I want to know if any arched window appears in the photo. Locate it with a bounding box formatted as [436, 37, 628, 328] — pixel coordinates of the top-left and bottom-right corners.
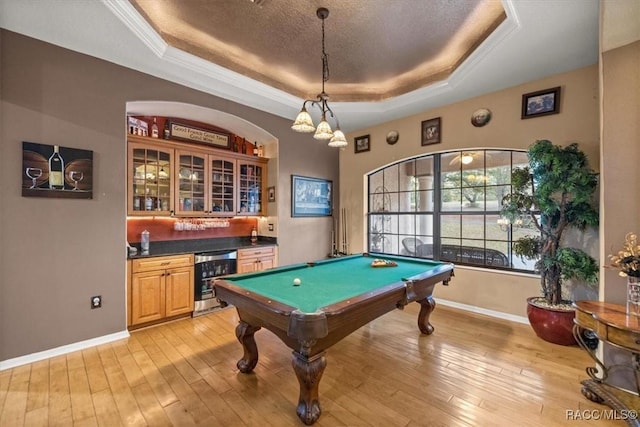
[367, 150, 538, 272]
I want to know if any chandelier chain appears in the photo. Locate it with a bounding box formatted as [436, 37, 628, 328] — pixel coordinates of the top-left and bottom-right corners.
[321, 14, 329, 87]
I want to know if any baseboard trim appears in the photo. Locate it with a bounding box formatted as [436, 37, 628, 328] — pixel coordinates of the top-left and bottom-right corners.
[0, 330, 130, 371]
[0, 301, 527, 371]
[437, 298, 530, 325]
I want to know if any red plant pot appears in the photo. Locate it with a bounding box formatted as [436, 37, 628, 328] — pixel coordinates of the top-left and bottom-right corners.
[526, 297, 577, 346]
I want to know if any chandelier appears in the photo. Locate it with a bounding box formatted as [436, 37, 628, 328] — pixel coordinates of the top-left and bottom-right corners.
[291, 7, 347, 148]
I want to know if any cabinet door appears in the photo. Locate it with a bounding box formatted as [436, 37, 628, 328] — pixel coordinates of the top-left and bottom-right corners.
[128, 142, 173, 215]
[258, 257, 275, 271]
[175, 150, 208, 216]
[238, 160, 266, 215]
[237, 258, 259, 273]
[210, 157, 236, 215]
[131, 271, 166, 325]
[165, 266, 194, 317]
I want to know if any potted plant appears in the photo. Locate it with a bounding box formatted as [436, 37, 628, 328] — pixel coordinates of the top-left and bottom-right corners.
[501, 140, 599, 345]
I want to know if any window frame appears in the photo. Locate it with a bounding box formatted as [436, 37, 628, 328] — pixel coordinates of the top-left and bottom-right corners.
[366, 149, 536, 273]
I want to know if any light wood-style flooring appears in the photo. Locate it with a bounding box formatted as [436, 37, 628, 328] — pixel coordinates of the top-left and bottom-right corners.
[0, 303, 622, 426]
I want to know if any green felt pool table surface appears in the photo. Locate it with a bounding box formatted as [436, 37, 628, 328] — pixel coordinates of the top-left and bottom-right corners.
[222, 254, 447, 313]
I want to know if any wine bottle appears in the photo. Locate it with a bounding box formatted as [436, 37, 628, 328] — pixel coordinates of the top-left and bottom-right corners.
[251, 227, 258, 244]
[48, 145, 65, 190]
[151, 117, 159, 138]
[163, 121, 170, 139]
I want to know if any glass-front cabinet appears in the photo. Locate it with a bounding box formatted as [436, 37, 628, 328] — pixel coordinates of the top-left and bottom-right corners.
[210, 158, 235, 214]
[175, 150, 207, 216]
[238, 160, 266, 216]
[128, 142, 173, 215]
[127, 135, 267, 217]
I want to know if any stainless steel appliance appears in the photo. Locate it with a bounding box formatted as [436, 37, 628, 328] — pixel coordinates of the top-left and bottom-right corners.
[194, 250, 237, 316]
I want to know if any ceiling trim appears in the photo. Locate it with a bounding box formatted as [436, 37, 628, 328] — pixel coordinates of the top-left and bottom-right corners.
[106, 0, 522, 124]
[1, 0, 599, 133]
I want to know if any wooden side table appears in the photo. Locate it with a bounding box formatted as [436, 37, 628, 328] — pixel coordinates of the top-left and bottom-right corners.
[573, 301, 640, 426]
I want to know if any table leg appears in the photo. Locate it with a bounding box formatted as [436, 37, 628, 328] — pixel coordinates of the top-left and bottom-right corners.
[235, 321, 261, 373]
[416, 296, 436, 335]
[573, 325, 608, 383]
[292, 351, 327, 425]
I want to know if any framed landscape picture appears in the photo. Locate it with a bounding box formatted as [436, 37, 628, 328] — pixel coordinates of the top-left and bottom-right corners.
[291, 175, 332, 217]
[522, 86, 561, 119]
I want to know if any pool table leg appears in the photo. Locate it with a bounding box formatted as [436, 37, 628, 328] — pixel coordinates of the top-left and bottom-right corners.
[416, 296, 436, 335]
[292, 350, 327, 425]
[235, 321, 261, 373]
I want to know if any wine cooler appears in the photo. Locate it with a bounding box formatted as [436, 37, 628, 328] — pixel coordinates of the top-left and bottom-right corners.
[193, 250, 237, 316]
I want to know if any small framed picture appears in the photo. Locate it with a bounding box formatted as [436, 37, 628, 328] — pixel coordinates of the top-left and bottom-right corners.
[421, 117, 441, 145]
[267, 186, 275, 202]
[354, 135, 370, 153]
[522, 86, 561, 119]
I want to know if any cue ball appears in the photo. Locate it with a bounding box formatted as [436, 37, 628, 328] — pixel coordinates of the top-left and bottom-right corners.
[293, 278, 301, 286]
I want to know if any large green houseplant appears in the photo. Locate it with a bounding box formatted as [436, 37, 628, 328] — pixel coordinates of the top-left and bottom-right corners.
[501, 140, 599, 343]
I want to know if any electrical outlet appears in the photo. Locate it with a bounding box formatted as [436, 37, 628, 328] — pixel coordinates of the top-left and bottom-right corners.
[268, 223, 274, 231]
[91, 295, 102, 309]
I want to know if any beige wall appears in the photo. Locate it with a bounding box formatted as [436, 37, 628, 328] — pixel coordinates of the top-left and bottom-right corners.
[341, 66, 600, 317]
[0, 30, 338, 363]
[600, 40, 640, 303]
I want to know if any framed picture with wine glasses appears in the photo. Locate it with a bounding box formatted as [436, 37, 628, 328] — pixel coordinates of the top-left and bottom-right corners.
[22, 141, 93, 199]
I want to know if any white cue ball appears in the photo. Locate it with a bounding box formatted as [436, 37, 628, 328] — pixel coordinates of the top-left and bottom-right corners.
[293, 278, 301, 286]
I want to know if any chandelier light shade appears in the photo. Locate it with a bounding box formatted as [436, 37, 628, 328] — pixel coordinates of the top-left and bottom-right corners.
[291, 107, 315, 133]
[313, 115, 333, 140]
[291, 7, 346, 148]
[328, 128, 347, 147]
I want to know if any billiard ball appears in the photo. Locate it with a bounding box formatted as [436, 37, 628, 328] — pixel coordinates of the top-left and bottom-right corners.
[293, 278, 301, 286]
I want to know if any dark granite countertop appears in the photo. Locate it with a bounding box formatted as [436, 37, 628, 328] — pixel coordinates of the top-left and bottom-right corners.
[127, 236, 277, 259]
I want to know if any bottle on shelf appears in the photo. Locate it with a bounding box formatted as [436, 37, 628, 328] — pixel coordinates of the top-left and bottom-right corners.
[48, 145, 65, 190]
[151, 117, 159, 138]
[241, 138, 247, 154]
[253, 142, 259, 156]
[257, 144, 264, 157]
[163, 120, 171, 139]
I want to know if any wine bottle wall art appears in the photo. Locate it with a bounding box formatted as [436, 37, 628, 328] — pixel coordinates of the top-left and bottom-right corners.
[22, 141, 93, 199]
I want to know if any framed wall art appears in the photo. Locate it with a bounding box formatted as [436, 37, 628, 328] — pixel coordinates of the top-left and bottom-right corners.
[291, 175, 332, 217]
[354, 135, 370, 153]
[22, 141, 93, 199]
[522, 86, 561, 119]
[421, 117, 441, 145]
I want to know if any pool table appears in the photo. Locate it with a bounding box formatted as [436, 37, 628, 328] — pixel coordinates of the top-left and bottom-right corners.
[213, 253, 454, 425]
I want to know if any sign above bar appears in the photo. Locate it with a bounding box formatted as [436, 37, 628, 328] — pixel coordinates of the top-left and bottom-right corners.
[169, 121, 230, 149]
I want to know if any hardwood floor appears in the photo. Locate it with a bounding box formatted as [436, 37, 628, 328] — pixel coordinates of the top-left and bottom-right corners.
[0, 303, 623, 426]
